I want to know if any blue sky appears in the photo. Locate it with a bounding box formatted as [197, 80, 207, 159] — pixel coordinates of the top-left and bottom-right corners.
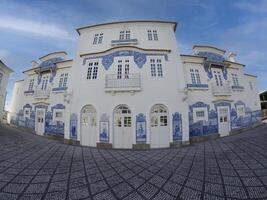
[0, 0, 266, 110]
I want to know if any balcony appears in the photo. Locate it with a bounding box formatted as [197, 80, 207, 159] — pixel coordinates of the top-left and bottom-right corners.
[34, 87, 51, 98]
[187, 84, 209, 90]
[111, 39, 138, 46]
[24, 90, 34, 95]
[52, 87, 68, 93]
[105, 73, 141, 92]
[232, 85, 244, 91]
[211, 83, 231, 96]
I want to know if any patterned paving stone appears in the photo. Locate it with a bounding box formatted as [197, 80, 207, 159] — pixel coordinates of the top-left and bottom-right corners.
[0, 124, 267, 199]
[68, 186, 90, 199]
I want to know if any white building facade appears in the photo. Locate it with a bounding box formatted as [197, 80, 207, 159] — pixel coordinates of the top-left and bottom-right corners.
[9, 21, 262, 148]
[9, 52, 72, 136]
[0, 60, 13, 123]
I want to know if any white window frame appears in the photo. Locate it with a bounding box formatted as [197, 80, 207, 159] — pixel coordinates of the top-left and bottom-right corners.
[232, 73, 239, 86]
[147, 30, 152, 40]
[24, 108, 31, 118]
[87, 62, 98, 80]
[28, 78, 35, 91]
[193, 107, 208, 123]
[190, 69, 201, 84]
[147, 30, 158, 41]
[53, 109, 64, 121]
[150, 58, 163, 78]
[98, 33, 103, 44]
[236, 105, 245, 117]
[63, 73, 68, 87]
[153, 30, 158, 40]
[41, 75, 49, 90]
[119, 30, 130, 40]
[93, 34, 99, 45]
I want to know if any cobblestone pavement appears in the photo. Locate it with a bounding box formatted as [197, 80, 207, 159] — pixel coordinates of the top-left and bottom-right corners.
[0, 124, 267, 200]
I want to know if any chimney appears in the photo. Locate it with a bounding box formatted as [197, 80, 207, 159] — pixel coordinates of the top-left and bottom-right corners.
[228, 52, 237, 62]
[31, 60, 39, 68]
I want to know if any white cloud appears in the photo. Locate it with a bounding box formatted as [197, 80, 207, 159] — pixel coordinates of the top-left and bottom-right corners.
[0, 16, 75, 41]
[235, 0, 267, 13]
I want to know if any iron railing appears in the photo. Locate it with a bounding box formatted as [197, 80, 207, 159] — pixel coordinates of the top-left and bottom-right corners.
[34, 87, 51, 98]
[211, 82, 232, 96]
[105, 73, 141, 91]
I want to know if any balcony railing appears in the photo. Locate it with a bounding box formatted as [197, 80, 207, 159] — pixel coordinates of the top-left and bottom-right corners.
[232, 85, 245, 91]
[34, 87, 51, 98]
[111, 39, 138, 46]
[211, 83, 231, 96]
[105, 73, 141, 92]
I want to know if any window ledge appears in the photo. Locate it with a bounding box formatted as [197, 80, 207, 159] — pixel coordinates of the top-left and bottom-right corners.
[52, 87, 68, 93]
[187, 84, 209, 90]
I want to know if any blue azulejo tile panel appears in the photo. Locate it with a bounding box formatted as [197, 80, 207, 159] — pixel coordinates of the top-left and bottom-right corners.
[136, 113, 146, 143]
[231, 103, 262, 130]
[70, 113, 78, 140]
[99, 113, 109, 142]
[83, 50, 168, 70]
[10, 104, 35, 129]
[189, 101, 218, 137]
[173, 112, 182, 141]
[45, 110, 64, 136]
[11, 103, 67, 136]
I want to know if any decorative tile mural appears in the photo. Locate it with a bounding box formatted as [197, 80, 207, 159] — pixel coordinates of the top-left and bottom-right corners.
[99, 113, 109, 142]
[45, 111, 64, 136]
[189, 100, 262, 137]
[83, 49, 168, 70]
[70, 113, 78, 139]
[173, 112, 182, 141]
[189, 101, 218, 137]
[136, 113, 146, 143]
[10, 103, 66, 136]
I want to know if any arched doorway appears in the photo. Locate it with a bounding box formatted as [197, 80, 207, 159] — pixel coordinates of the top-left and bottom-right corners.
[113, 105, 132, 149]
[150, 104, 169, 148]
[80, 105, 97, 147]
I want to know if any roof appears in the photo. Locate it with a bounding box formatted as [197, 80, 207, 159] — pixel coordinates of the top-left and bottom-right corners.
[39, 51, 67, 60]
[76, 20, 178, 35]
[192, 45, 226, 54]
[0, 60, 14, 72]
[244, 73, 257, 78]
[259, 90, 267, 95]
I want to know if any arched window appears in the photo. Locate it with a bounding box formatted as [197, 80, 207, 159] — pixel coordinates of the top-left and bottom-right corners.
[150, 104, 168, 127]
[81, 105, 97, 126]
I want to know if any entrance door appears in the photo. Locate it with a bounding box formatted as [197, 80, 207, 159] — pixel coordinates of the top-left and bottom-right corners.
[81, 105, 97, 147]
[35, 109, 45, 135]
[218, 107, 230, 137]
[150, 104, 169, 148]
[113, 105, 132, 149]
